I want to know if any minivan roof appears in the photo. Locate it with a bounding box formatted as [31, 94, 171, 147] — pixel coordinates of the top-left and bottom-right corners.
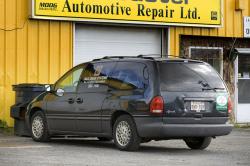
[92, 55, 204, 64]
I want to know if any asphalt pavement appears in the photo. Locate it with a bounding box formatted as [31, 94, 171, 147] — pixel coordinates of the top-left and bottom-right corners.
[0, 128, 249, 166]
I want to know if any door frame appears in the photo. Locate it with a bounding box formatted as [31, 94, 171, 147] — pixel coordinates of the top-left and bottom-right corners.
[234, 48, 250, 123]
[234, 56, 238, 123]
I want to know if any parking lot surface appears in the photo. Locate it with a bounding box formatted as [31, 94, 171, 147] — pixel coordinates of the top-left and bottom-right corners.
[0, 128, 249, 166]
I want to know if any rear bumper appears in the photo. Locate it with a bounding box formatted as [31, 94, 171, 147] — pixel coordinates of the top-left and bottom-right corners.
[134, 117, 233, 138]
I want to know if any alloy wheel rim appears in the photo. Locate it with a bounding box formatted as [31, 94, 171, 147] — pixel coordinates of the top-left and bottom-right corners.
[116, 121, 131, 147]
[32, 116, 44, 139]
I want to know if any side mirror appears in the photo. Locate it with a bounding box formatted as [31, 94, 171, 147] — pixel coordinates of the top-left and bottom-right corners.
[56, 88, 64, 97]
[45, 84, 52, 92]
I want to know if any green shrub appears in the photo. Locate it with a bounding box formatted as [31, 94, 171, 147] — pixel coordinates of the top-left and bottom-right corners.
[0, 120, 8, 128]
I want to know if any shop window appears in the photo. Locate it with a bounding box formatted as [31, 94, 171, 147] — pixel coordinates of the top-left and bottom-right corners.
[188, 47, 223, 76]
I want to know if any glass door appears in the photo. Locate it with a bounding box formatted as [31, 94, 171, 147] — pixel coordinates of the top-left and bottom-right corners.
[236, 54, 250, 123]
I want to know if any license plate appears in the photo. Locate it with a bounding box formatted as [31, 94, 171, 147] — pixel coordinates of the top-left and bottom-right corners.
[191, 101, 205, 112]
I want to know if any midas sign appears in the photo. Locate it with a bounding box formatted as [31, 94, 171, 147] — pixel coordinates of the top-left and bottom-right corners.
[31, 0, 222, 27]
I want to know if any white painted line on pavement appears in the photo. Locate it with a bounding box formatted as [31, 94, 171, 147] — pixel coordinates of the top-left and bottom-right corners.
[0, 145, 52, 149]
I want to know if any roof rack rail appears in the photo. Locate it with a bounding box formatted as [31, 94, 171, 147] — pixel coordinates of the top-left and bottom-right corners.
[167, 55, 187, 59]
[138, 54, 187, 59]
[92, 55, 188, 61]
[137, 54, 158, 60]
[93, 56, 129, 61]
[137, 54, 160, 57]
[93, 56, 141, 61]
[102, 56, 138, 59]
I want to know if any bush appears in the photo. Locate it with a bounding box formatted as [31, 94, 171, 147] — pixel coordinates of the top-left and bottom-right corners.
[0, 120, 8, 128]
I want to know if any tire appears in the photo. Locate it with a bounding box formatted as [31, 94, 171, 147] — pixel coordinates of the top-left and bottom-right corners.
[30, 111, 50, 142]
[97, 137, 112, 141]
[184, 137, 212, 150]
[113, 115, 141, 151]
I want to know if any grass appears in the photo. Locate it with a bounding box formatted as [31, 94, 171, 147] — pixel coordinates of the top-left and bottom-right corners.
[234, 123, 250, 129]
[0, 120, 14, 135]
[0, 120, 8, 128]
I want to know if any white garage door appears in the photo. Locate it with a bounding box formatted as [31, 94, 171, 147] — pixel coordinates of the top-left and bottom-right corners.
[74, 24, 164, 65]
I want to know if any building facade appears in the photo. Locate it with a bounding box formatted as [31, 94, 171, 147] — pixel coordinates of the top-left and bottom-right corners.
[0, 0, 250, 127]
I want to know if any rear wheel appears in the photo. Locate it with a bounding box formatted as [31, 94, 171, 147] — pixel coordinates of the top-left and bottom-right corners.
[113, 115, 141, 151]
[30, 111, 50, 142]
[184, 137, 212, 150]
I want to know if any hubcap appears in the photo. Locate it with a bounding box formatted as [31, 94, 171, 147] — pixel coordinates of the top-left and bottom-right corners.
[116, 121, 131, 147]
[32, 116, 44, 139]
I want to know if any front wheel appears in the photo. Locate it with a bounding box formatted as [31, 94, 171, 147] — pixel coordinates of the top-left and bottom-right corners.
[184, 137, 212, 150]
[30, 111, 50, 142]
[113, 115, 141, 151]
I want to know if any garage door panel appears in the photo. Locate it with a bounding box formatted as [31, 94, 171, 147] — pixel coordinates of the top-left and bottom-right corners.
[75, 25, 161, 41]
[75, 24, 162, 65]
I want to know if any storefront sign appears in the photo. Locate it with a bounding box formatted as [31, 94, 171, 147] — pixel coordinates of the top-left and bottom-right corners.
[31, 0, 222, 27]
[244, 17, 250, 38]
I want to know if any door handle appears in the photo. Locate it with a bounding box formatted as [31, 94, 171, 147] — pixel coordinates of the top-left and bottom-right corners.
[68, 98, 75, 104]
[76, 98, 83, 104]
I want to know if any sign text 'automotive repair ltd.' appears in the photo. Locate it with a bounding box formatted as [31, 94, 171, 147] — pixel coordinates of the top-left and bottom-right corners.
[31, 0, 222, 27]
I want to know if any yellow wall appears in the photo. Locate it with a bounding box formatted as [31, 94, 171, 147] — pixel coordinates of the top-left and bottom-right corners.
[169, 0, 250, 55]
[0, 0, 73, 127]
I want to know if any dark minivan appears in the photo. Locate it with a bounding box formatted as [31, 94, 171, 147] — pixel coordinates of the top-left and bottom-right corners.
[26, 56, 233, 151]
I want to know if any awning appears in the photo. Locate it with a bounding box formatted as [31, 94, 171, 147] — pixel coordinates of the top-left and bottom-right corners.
[229, 48, 250, 61]
[235, 48, 250, 55]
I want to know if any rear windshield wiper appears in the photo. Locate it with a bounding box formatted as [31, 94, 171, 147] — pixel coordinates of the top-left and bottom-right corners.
[202, 87, 225, 91]
[198, 80, 210, 88]
[202, 87, 215, 91]
[198, 80, 225, 92]
[212, 87, 225, 91]
[202, 88, 225, 92]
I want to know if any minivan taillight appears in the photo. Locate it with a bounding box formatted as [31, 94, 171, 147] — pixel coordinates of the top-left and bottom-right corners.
[228, 97, 232, 114]
[150, 96, 164, 114]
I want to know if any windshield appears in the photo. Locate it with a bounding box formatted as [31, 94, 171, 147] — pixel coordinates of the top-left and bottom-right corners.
[159, 62, 226, 92]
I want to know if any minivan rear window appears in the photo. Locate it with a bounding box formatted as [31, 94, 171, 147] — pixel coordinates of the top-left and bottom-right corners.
[159, 62, 226, 92]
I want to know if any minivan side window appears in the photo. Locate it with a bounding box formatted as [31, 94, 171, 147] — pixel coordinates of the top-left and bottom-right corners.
[109, 62, 148, 90]
[78, 62, 116, 92]
[54, 66, 84, 93]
